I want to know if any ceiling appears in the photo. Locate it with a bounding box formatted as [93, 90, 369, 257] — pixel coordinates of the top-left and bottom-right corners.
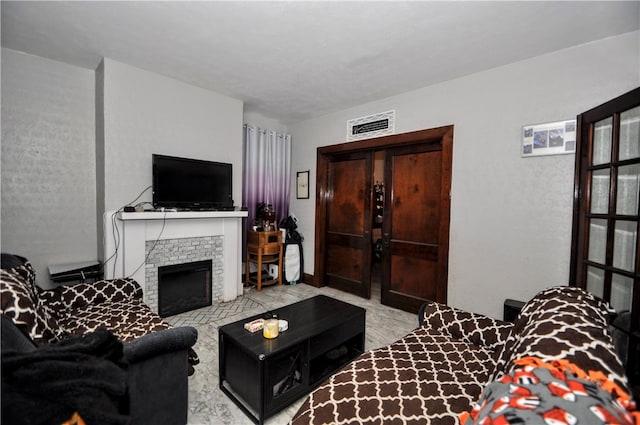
[2, 1, 639, 124]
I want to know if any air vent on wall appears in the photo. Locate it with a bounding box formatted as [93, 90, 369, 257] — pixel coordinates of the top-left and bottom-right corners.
[347, 110, 395, 141]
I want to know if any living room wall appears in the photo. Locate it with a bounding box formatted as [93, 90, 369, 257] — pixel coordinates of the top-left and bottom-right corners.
[1, 52, 245, 287]
[288, 31, 640, 319]
[99, 59, 244, 214]
[1, 48, 97, 285]
[97, 59, 244, 269]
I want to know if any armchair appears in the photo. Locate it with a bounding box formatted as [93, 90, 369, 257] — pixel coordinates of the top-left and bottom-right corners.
[1, 254, 198, 425]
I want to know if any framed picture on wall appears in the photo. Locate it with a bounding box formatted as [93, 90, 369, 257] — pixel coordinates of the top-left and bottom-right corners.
[296, 171, 309, 199]
[521, 119, 577, 157]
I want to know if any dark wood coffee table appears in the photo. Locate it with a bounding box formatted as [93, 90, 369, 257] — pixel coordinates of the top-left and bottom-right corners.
[219, 295, 366, 424]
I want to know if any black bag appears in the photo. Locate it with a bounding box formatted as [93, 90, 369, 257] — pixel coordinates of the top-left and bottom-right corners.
[286, 230, 303, 244]
[279, 216, 303, 244]
[279, 216, 297, 230]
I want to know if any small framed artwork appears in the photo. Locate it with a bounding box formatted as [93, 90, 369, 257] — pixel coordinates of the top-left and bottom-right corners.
[296, 171, 309, 199]
[522, 119, 577, 157]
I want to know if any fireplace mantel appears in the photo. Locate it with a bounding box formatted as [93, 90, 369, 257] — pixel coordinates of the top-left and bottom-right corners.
[118, 211, 247, 221]
[105, 210, 247, 304]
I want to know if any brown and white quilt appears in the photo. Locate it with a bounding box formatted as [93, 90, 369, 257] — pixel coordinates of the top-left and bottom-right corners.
[1, 257, 171, 344]
[291, 301, 513, 425]
[290, 286, 629, 425]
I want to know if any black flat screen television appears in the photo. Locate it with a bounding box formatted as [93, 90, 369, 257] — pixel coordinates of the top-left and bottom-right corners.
[152, 154, 233, 210]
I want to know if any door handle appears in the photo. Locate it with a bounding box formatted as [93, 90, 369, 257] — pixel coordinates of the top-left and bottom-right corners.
[382, 233, 390, 247]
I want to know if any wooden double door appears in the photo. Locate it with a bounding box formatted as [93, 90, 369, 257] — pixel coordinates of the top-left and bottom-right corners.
[314, 126, 453, 313]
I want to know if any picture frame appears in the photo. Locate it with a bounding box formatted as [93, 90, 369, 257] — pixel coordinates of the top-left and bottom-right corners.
[521, 119, 577, 157]
[296, 171, 309, 199]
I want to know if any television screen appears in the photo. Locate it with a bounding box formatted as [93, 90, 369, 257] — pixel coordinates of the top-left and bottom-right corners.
[152, 154, 233, 210]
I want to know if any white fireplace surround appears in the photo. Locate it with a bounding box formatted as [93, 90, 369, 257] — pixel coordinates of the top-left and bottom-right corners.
[103, 210, 247, 304]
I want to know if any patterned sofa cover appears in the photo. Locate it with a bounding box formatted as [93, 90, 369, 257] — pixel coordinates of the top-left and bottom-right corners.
[290, 286, 631, 425]
[1, 254, 198, 425]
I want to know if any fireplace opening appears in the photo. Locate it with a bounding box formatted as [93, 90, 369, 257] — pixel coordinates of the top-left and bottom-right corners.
[158, 260, 212, 317]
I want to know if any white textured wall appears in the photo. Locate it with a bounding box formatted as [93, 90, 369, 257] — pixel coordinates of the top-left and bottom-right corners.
[243, 110, 288, 133]
[98, 59, 244, 272]
[1, 48, 96, 287]
[100, 59, 244, 212]
[288, 31, 640, 319]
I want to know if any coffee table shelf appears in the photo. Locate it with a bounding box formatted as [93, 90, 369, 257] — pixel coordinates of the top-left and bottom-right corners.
[218, 295, 366, 424]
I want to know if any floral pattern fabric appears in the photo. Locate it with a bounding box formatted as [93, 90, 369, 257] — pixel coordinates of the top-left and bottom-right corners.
[461, 357, 639, 425]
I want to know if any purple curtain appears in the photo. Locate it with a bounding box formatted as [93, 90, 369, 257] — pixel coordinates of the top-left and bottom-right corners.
[242, 124, 292, 242]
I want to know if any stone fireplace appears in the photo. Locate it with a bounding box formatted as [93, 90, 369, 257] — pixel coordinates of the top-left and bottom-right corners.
[105, 210, 247, 311]
[145, 236, 222, 315]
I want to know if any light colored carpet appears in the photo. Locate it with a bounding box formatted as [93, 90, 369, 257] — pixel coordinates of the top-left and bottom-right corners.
[167, 280, 419, 425]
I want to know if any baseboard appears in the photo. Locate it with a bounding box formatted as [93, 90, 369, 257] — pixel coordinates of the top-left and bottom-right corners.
[302, 273, 320, 287]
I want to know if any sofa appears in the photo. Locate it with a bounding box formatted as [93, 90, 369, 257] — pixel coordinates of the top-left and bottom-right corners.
[0, 254, 198, 425]
[291, 286, 636, 424]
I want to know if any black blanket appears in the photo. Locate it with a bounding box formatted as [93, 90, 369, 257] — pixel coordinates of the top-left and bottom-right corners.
[2, 329, 130, 425]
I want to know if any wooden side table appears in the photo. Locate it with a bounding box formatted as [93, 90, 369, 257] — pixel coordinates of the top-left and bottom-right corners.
[246, 230, 283, 291]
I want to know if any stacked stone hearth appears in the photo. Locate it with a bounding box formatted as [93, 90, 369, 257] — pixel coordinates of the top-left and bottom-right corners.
[144, 236, 224, 314]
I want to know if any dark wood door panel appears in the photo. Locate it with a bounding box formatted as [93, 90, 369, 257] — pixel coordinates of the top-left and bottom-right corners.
[390, 150, 442, 243]
[389, 255, 437, 298]
[388, 240, 439, 261]
[326, 232, 367, 249]
[326, 243, 364, 281]
[382, 242, 440, 312]
[324, 152, 372, 298]
[327, 159, 367, 235]
[382, 136, 451, 313]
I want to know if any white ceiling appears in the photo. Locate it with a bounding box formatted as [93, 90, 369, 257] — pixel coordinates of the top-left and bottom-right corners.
[2, 1, 639, 124]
